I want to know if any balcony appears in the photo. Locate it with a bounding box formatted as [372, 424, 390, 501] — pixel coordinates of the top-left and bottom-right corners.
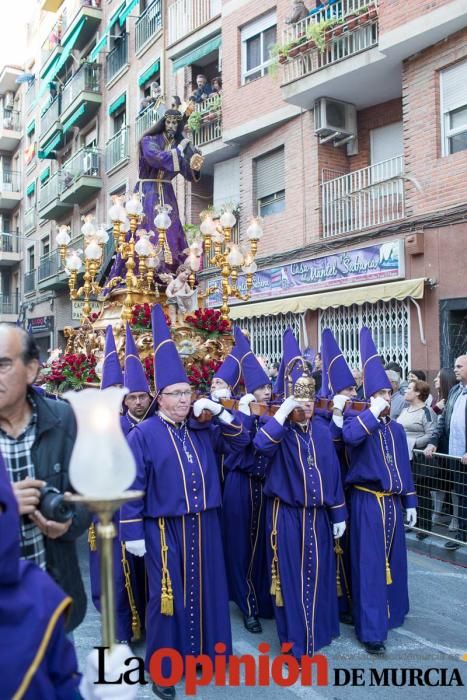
[40, 96, 62, 145]
[0, 111, 22, 150]
[38, 249, 67, 290]
[38, 171, 72, 220]
[61, 147, 102, 204]
[40, 16, 63, 72]
[321, 155, 405, 238]
[25, 81, 37, 114]
[61, 0, 102, 51]
[0, 292, 19, 321]
[24, 270, 36, 296]
[135, 104, 163, 141]
[190, 95, 221, 149]
[24, 207, 37, 235]
[280, 1, 385, 110]
[61, 63, 102, 129]
[105, 127, 129, 173]
[136, 0, 162, 54]
[168, 0, 221, 46]
[0, 232, 21, 266]
[106, 33, 129, 84]
[0, 171, 22, 210]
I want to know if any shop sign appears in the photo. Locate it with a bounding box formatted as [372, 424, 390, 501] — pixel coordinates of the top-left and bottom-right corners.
[71, 300, 102, 321]
[207, 240, 405, 306]
[28, 316, 54, 334]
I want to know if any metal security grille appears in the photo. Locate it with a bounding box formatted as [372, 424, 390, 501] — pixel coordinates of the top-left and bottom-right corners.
[237, 313, 303, 365]
[318, 299, 410, 375]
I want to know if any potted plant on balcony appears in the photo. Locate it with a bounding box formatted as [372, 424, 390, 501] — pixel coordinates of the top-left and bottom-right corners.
[331, 18, 345, 37]
[187, 111, 202, 132]
[356, 6, 370, 25]
[306, 18, 337, 53]
[344, 12, 359, 31]
[368, 3, 378, 19]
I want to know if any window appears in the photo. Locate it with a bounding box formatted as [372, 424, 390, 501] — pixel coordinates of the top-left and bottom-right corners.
[241, 11, 276, 84]
[28, 247, 35, 271]
[255, 147, 285, 217]
[237, 313, 303, 365]
[440, 60, 467, 156]
[41, 237, 50, 258]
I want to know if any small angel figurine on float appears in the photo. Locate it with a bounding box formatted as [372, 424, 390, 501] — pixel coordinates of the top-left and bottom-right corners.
[161, 264, 198, 324]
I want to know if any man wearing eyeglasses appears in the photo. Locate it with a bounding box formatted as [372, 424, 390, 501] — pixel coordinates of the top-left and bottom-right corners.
[0, 324, 90, 633]
[120, 305, 250, 700]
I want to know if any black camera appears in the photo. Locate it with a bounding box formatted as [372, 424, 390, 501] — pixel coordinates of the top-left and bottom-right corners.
[39, 486, 75, 523]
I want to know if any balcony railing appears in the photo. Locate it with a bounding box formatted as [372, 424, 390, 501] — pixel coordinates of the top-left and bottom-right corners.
[25, 81, 36, 113]
[136, 0, 162, 53]
[24, 207, 37, 235]
[321, 155, 405, 238]
[105, 127, 129, 172]
[40, 96, 61, 137]
[168, 0, 221, 45]
[0, 232, 19, 253]
[41, 17, 62, 67]
[39, 171, 63, 209]
[283, 0, 373, 43]
[24, 270, 36, 294]
[38, 249, 61, 282]
[106, 33, 129, 83]
[282, 8, 378, 84]
[1, 110, 20, 131]
[191, 95, 222, 148]
[135, 104, 163, 141]
[61, 0, 102, 36]
[62, 147, 100, 188]
[0, 170, 20, 191]
[61, 63, 101, 113]
[0, 293, 19, 315]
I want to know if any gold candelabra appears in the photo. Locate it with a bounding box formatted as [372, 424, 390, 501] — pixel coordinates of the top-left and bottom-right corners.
[199, 211, 263, 319]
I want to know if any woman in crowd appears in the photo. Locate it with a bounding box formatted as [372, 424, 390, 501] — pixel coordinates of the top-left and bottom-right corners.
[397, 380, 436, 539]
[431, 367, 458, 530]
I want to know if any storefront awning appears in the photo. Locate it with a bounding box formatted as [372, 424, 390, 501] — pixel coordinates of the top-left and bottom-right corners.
[172, 35, 221, 73]
[229, 278, 426, 320]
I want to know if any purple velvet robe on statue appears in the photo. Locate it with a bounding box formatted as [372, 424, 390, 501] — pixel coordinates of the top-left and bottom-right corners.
[342, 409, 417, 643]
[120, 413, 249, 674]
[254, 416, 347, 659]
[106, 134, 200, 284]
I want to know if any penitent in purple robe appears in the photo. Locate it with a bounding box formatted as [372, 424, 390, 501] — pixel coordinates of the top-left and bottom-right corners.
[106, 134, 200, 284]
[254, 416, 347, 659]
[222, 413, 274, 620]
[342, 409, 417, 644]
[120, 413, 249, 674]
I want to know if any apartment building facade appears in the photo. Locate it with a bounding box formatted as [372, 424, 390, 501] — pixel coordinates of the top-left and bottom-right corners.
[14, 0, 467, 373]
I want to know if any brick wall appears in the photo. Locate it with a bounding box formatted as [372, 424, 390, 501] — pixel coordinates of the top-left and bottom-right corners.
[402, 27, 467, 217]
[379, 0, 455, 34]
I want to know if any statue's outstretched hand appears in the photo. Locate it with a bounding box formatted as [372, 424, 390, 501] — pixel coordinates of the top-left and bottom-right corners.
[190, 154, 204, 171]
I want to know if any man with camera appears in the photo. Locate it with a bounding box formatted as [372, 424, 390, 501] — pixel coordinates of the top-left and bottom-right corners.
[0, 324, 89, 632]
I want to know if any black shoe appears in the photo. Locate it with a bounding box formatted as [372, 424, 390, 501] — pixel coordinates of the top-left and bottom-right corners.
[416, 532, 430, 540]
[243, 615, 262, 633]
[444, 538, 462, 550]
[152, 684, 176, 700]
[339, 611, 354, 625]
[364, 641, 386, 655]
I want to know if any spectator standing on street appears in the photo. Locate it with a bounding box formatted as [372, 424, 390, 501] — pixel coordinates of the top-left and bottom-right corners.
[0, 325, 89, 632]
[387, 369, 406, 421]
[425, 355, 467, 550]
[433, 368, 457, 416]
[397, 380, 436, 539]
[430, 368, 458, 523]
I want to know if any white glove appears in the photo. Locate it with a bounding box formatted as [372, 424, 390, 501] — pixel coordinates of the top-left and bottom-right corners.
[211, 387, 231, 401]
[332, 414, 343, 428]
[178, 138, 190, 155]
[274, 396, 303, 425]
[79, 644, 138, 699]
[406, 508, 417, 527]
[333, 521, 346, 539]
[124, 540, 146, 557]
[332, 394, 349, 412]
[238, 393, 256, 416]
[193, 398, 233, 424]
[369, 395, 390, 418]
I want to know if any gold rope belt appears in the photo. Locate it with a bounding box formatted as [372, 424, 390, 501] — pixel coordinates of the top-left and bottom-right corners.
[354, 485, 393, 585]
[158, 517, 174, 616]
[269, 497, 284, 607]
[121, 544, 142, 639]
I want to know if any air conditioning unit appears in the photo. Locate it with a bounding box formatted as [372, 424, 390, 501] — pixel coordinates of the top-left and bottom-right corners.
[314, 98, 358, 152]
[3, 92, 15, 110]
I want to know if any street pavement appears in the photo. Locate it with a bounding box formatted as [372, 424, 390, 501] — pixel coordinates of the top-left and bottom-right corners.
[74, 536, 467, 699]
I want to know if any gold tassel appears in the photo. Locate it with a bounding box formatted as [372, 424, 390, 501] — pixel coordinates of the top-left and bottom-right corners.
[163, 240, 173, 265]
[334, 540, 343, 597]
[88, 523, 97, 552]
[121, 544, 142, 640]
[275, 577, 284, 607]
[386, 559, 392, 585]
[159, 518, 174, 616]
[269, 498, 283, 606]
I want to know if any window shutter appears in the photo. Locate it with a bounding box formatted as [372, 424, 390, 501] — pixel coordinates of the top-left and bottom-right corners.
[214, 157, 240, 210]
[241, 10, 276, 42]
[255, 148, 285, 200]
[441, 60, 467, 113]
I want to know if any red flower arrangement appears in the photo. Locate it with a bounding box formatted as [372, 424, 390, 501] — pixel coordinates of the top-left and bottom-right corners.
[142, 354, 155, 392]
[187, 358, 222, 394]
[87, 312, 100, 323]
[130, 303, 171, 331]
[44, 353, 99, 393]
[184, 308, 231, 336]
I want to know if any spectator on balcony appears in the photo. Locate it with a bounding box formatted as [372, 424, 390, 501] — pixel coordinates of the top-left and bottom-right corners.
[190, 74, 213, 104]
[425, 355, 467, 551]
[211, 76, 222, 95]
[285, 0, 309, 24]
